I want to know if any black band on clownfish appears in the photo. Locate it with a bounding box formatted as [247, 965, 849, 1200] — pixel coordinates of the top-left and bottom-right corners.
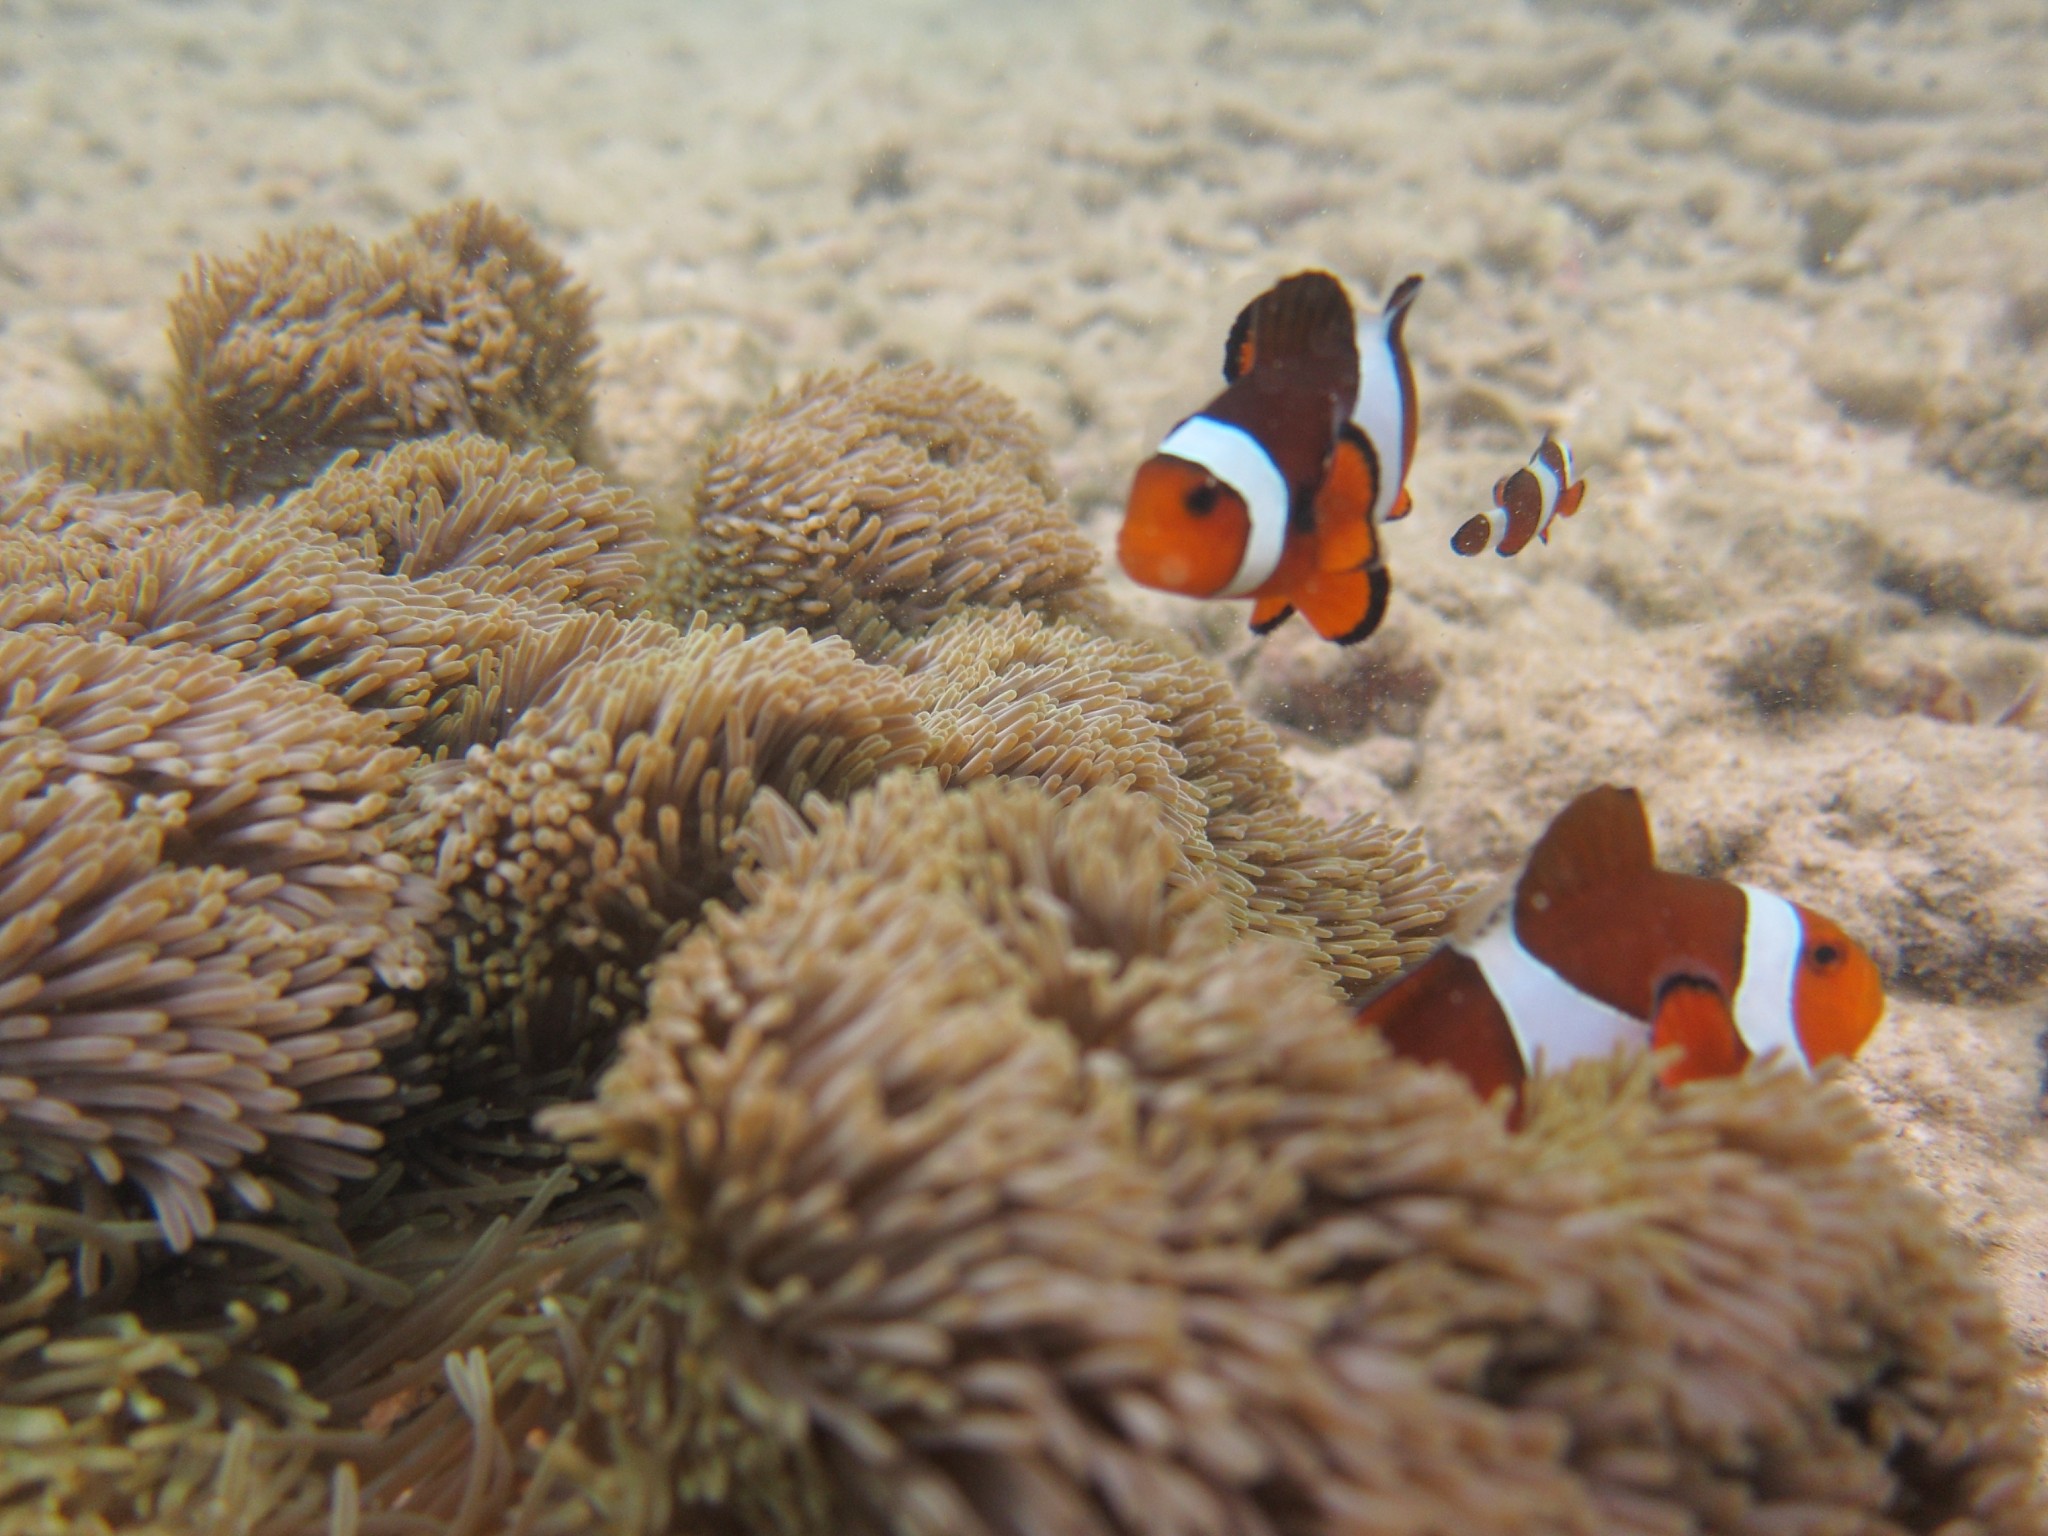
[1355, 785, 1885, 1119]
[1118, 269, 1423, 646]
[1452, 434, 1586, 557]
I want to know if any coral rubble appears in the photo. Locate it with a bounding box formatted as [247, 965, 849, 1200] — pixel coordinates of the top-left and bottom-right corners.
[0, 203, 2038, 1535]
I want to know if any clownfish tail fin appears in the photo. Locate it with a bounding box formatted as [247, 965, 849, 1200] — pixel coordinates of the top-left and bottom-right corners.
[1249, 596, 1295, 635]
[1224, 270, 1358, 383]
[1342, 566, 1394, 645]
[1293, 563, 1391, 646]
[1380, 273, 1425, 341]
[1451, 514, 1493, 557]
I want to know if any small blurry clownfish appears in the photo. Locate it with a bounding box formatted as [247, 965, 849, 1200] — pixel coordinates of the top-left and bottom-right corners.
[1356, 785, 1884, 1110]
[1451, 435, 1586, 558]
[1118, 269, 1423, 645]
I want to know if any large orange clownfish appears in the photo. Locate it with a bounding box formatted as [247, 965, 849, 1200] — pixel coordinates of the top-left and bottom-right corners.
[1357, 785, 1884, 1109]
[1118, 269, 1422, 645]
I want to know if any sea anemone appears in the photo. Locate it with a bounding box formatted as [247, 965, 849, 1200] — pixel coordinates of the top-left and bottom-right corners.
[533, 777, 1588, 1535]
[17, 200, 601, 504]
[897, 607, 1208, 845]
[16, 397, 179, 495]
[0, 630, 441, 1248]
[0, 446, 642, 738]
[659, 362, 1104, 652]
[0, 203, 2037, 1536]
[393, 620, 927, 1111]
[278, 432, 655, 614]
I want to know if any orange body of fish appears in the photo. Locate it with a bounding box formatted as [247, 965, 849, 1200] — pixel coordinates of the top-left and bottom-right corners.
[1356, 786, 1885, 1112]
[1117, 269, 1422, 646]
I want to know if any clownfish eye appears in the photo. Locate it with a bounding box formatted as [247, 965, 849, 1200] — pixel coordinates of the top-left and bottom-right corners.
[1183, 482, 1219, 516]
[1811, 943, 1843, 969]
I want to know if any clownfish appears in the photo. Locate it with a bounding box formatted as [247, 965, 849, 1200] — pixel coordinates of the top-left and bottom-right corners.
[1118, 269, 1423, 645]
[1451, 435, 1586, 557]
[1357, 785, 1884, 1108]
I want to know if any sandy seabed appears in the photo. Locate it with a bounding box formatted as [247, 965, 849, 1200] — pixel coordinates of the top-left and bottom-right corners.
[2, 0, 2046, 1430]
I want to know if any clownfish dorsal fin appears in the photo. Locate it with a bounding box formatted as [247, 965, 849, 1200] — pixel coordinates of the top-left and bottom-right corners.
[1517, 785, 1657, 917]
[1380, 273, 1424, 335]
[1223, 270, 1357, 383]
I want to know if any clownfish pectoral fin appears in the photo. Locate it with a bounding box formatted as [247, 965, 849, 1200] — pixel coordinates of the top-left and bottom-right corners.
[1518, 786, 1657, 914]
[1388, 486, 1413, 522]
[1222, 270, 1358, 384]
[1650, 979, 1748, 1087]
[1552, 478, 1587, 521]
[1313, 425, 1381, 573]
[1293, 562, 1390, 645]
[1249, 594, 1295, 635]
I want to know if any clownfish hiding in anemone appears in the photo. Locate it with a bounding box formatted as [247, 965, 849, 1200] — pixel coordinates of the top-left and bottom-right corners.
[1117, 269, 1422, 645]
[1356, 785, 1884, 1111]
[1452, 434, 1586, 557]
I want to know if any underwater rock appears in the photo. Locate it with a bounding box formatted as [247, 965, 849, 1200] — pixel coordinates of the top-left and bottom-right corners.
[1804, 297, 1942, 427]
[1926, 369, 2048, 501]
[1241, 614, 1443, 744]
[1715, 601, 1862, 718]
[658, 361, 1104, 654]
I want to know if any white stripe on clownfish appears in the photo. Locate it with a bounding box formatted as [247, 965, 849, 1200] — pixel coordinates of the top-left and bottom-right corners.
[1732, 886, 1807, 1067]
[1452, 434, 1586, 558]
[1452, 893, 1642, 1077]
[1351, 276, 1424, 528]
[1154, 415, 1291, 598]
